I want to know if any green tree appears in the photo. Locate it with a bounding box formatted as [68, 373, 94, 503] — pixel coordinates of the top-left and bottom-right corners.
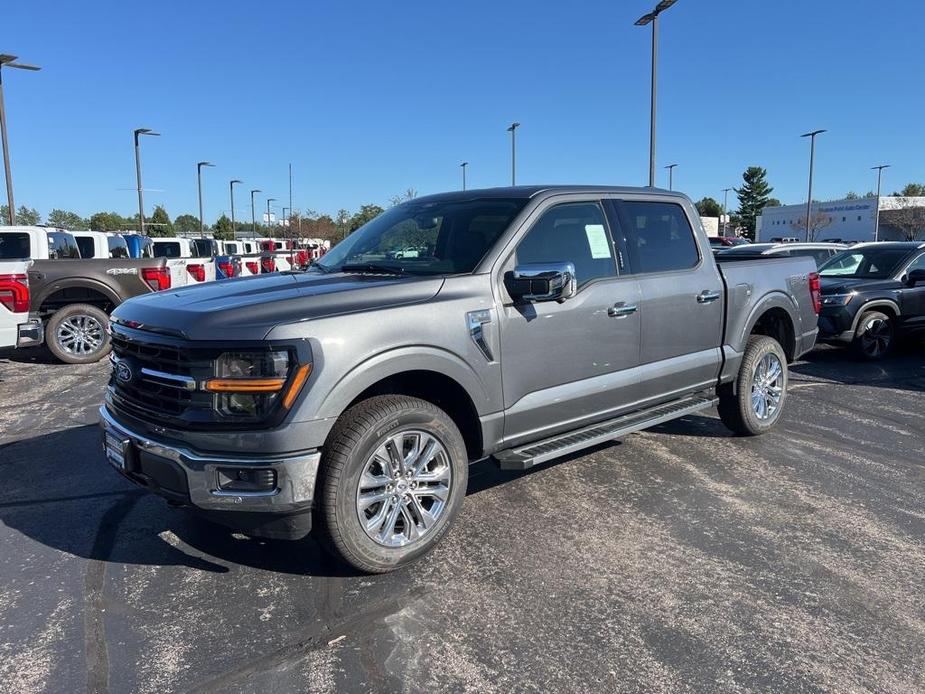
[734, 166, 774, 238]
[893, 183, 925, 197]
[16, 206, 41, 225]
[845, 191, 860, 200]
[349, 204, 385, 232]
[335, 209, 350, 241]
[174, 214, 200, 234]
[88, 211, 127, 231]
[765, 198, 782, 207]
[863, 191, 877, 198]
[694, 197, 722, 218]
[47, 209, 89, 229]
[148, 205, 174, 237]
[213, 214, 234, 240]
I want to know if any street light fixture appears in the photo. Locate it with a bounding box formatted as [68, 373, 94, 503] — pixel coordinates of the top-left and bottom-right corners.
[506, 122, 520, 186]
[871, 164, 890, 242]
[229, 179, 242, 239]
[664, 163, 678, 190]
[635, 0, 678, 187]
[133, 128, 160, 235]
[800, 129, 826, 242]
[0, 54, 41, 226]
[197, 161, 215, 237]
[460, 161, 468, 191]
[722, 187, 733, 235]
[250, 189, 261, 238]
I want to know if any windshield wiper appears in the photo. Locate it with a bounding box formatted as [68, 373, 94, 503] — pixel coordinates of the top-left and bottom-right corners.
[339, 262, 406, 275]
[307, 259, 332, 273]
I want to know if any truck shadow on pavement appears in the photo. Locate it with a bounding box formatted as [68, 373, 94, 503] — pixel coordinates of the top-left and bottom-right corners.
[0, 345, 62, 366]
[790, 342, 925, 391]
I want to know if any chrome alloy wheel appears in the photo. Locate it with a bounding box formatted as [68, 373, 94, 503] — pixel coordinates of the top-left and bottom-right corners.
[56, 315, 104, 355]
[750, 352, 783, 420]
[859, 317, 891, 358]
[356, 430, 452, 548]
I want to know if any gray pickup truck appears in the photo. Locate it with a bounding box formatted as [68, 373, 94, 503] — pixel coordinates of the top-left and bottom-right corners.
[99, 186, 820, 572]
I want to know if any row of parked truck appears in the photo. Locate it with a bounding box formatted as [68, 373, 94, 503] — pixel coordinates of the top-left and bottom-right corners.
[0, 226, 329, 363]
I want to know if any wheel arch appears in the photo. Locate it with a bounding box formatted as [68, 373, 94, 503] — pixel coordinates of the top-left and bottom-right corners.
[37, 280, 120, 315]
[849, 300, 900, 333]
[741, 292, 799, 361]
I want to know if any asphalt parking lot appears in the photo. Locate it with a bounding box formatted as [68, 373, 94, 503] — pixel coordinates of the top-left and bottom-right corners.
[1, 343, 923, 693]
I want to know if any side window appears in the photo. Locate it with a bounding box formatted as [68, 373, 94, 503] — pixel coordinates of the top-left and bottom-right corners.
[47, 232, 81, 259]
[75, 236, 95, 258]
[515, 202, 616, 287]
[108, 236, 129, 258]
[907, 253, 925, 273]
[620, 201, 700, 274]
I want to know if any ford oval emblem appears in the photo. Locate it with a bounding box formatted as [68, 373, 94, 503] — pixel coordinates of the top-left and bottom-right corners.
[115, 360, 134, 385]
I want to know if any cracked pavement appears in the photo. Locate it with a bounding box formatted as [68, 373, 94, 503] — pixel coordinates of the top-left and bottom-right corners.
[0, 343, 923, 693]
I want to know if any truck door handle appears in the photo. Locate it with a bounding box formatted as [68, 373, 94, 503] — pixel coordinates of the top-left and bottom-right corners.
[696, 290, 721, 304]
[607, 303, 638, 318]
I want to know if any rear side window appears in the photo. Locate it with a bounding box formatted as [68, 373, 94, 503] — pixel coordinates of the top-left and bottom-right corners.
[515, 202, 616, 287]
[225, 242, 239, 254]
[75, 236, 96, 258]
[620, 201, 700, 274]
[152, 242, 181, 258]
[48, 232, 81, 259]
[107, 235, 129, 258]
[0, 232, 31, 259]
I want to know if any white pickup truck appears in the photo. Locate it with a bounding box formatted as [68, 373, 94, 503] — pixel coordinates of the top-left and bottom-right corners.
[71, 230, 131, 259]
[151, 238, 216, 286]
[0, 258, 42, 349]
[220, 240, 262, 276]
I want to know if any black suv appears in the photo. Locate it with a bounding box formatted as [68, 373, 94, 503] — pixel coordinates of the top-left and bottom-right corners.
[817, 242, 925, 359]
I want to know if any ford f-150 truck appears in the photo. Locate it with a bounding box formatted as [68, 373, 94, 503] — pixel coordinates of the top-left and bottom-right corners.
[152, 238, 217, 287]
[0, 226, 169, 363]
[100, 186, 820, 572]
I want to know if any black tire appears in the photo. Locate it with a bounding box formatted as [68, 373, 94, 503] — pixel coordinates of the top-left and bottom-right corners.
[45, 303, 111, 364]
[718, 335, 788, 436]
[315, 395, 468, 573]
[851, 310, 894, 361]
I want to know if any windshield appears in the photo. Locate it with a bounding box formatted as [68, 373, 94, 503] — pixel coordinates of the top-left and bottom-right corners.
[818, 247, 910, 279]
[316, 197, 528, 275]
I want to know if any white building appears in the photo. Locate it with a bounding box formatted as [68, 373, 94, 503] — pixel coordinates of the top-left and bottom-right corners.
[756, 196, 925, 243]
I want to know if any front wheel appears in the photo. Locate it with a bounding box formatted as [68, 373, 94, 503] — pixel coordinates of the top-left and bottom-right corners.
[45, 303, 111, 364]
[315, 395, 468, 573]
[718, 335, 788, 436]
[851, 310, 894, 361]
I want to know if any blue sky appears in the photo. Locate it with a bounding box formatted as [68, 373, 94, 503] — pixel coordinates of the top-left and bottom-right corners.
[1, 0, 922, 223]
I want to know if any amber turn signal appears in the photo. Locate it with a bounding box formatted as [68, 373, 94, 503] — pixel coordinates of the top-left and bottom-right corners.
[203, 378, 286, 393]
[282, 364, 312, 409]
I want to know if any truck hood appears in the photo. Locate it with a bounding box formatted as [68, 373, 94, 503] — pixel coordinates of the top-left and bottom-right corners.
[818, 276, 900, 294]
[111, 271, 444, 341]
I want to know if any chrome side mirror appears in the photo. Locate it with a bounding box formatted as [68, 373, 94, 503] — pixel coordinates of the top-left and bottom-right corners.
[505, 262, 577, 303]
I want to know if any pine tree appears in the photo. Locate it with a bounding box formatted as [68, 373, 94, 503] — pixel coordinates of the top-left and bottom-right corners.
[735, 166, 773, 238]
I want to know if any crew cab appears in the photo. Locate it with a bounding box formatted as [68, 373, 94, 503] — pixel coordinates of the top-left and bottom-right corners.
[100, 186, 819, 573]
[816, 241, 925, 359]
[151, 237, 217, 286]
[0, 226, 169, 362]
[71, 230, 131, 259]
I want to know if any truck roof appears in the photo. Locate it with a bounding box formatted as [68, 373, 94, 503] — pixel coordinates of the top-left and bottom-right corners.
[411, 185, 686, 203]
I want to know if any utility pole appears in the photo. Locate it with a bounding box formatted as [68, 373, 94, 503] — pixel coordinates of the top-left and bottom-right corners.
[722, 187, 733, 235]
[230, 179, 242, 239]
[507, 122, 520, 186]
[800, 129, 826, 242]
[0, 54, 41, 225]
[250, 189, 261, 238]
[460, 161, 468, 191]
[197, 161, 215, 237]
[133, 129, 159, 234]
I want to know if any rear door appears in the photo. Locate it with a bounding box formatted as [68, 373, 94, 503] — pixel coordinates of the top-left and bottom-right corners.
[609, 198, 723, 407]
[498, 199, 642, 446]
[898, 251, 925, 333]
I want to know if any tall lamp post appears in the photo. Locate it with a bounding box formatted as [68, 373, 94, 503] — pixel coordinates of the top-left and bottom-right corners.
[282, 207, 289, 235]
[872, 164, 890, 242]
[134, 128, 160, 235]
[722, 187, 733, 235]
[0, 54, 41, 226]
[197, 161, 215, 237]
[800, 129, 826, 242]
[229, 179, 242, 239]
[250, 189, 261, 238]
[664, 163, 678, 190]
[266, 198, 276, 234]
[460, 161, 468, 191]
[635, 1, 678, 188]
[506, 122, 520, 186]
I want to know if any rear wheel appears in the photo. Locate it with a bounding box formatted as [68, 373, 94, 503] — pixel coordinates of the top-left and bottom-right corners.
[45, 303, 111, 364]
[851, 310, 894, 361]
[718, 335, 788, 436]
[315, 395, 468, 573]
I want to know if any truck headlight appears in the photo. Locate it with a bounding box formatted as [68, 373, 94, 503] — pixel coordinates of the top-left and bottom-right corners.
[821, 293, 855, 306]
[203, 350, 310, 418]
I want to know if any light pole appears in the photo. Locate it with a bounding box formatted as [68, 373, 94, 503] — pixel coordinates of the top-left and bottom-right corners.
[250, 189, 261, 238]
[460, 161, 468, 191]
[507, 122, 520, 186]
[635, 1, 678, 188]
[134, 128, 160, 235]
[197, 161, 215, 237]
[0, 55, 41, 226]
[282, 207, 289, 235]
[872, 164, 890, 242]
[722, 187, 733, 235]
[266, 198, 276, 235]
[664, 163, 678, 190]
[800, 129, 826, 242]
[229, 179, 242, 239]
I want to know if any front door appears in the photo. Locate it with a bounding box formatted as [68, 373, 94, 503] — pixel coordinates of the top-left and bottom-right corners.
[498, 200, 642, 448]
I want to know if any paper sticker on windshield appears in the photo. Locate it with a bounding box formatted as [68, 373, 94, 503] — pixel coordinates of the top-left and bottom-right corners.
[585, 224, 612, 259]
